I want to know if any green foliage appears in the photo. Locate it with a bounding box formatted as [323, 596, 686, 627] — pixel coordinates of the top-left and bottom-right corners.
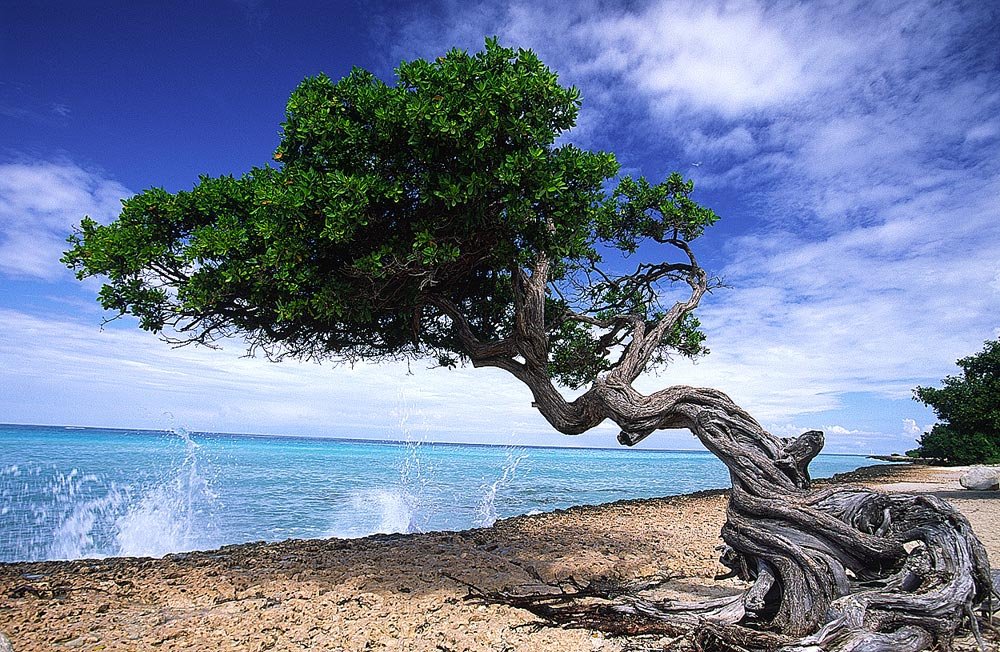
[596, 174, 719, 252]
[913, 339, 1000, 464]
[63, 39, 719, 387]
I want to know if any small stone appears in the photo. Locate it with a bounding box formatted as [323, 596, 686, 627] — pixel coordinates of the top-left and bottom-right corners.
[0, 632, 12, 652]
[959, 466, 1000, 491]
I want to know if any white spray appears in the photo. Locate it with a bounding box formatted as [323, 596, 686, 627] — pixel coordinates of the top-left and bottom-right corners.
[475, 449, 527, 528]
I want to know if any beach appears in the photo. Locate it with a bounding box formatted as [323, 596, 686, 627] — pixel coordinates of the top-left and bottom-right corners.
[1, 463, 997, 651]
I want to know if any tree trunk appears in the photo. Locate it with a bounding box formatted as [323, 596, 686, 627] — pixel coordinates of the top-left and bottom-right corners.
[450, 256, 992, 650]
[514, 377, 994, 651]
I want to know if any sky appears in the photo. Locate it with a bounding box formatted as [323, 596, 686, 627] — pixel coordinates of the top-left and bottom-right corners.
[1, 0, 997, 454]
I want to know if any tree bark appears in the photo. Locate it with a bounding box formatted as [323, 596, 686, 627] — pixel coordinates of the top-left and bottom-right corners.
[440, 250, 993, 650]
[506, 377, 994, 650]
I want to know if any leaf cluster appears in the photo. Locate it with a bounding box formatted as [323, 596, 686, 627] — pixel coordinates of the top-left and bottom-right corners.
[64, 39, 719, 388]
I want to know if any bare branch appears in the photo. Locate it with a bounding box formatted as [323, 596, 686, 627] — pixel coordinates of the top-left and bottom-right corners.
[608, 238, 708, 384]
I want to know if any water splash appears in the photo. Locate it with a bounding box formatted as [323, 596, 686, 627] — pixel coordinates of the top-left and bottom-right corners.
[113, 427, 218, 557]
[354, 488, 420, 535]
[379, 397, 431, 534]
[475, 449, 527, 528]
[47, 482, 127, 559]
[333, 440, 428, 537]
[326, 398, 433, 538]
[0, 426, 217, 561]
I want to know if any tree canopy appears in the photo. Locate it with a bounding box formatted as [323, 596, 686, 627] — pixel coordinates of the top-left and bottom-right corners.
[913, 338, 1000, 464]
[63, 38, 718, 393]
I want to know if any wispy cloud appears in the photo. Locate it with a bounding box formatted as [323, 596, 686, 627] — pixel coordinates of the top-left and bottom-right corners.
[3, 1, 996, 454]
[0, 82, 73, 125]
[571, 2, 849, 118]
[0, 160, 131, 279]
[370, 0, 1000, 443]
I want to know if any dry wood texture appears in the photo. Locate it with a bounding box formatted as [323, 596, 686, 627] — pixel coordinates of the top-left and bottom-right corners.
[449, 248, 994, 651]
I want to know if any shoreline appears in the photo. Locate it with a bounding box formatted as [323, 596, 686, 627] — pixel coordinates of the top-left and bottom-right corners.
[0, 459, 909, 570]
[1, 462, 996, 651]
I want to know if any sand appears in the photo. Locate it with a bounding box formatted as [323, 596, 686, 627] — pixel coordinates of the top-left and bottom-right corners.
[1, 463, 997, 651]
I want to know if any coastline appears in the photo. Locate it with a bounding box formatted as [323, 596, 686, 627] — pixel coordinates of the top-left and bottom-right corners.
[1, 462, 996, 651]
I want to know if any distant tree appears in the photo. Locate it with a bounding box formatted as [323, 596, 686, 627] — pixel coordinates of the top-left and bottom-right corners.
[914, 339, 1000, 464]
[63, 40, 991, 651]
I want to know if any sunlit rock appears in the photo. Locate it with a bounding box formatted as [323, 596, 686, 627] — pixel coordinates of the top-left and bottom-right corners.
[959, 466, 1000, 490]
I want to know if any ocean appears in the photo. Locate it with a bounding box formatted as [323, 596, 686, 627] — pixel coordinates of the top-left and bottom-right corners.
[0, 423, 874, 563]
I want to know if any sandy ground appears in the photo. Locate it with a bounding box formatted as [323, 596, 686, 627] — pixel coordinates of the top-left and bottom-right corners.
[0, 464, 997, 651]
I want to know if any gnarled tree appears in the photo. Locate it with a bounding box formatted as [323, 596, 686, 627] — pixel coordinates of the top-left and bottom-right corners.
[64, 40, 992, 651]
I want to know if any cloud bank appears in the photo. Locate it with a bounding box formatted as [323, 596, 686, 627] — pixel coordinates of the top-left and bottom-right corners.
[372, 0, 1000, 438]
[0, 161, 131, 279]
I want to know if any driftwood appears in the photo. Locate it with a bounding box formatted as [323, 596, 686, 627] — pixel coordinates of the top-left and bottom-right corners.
[436, 244, 995, 650]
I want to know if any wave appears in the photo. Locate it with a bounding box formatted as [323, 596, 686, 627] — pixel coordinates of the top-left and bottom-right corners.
[2, 427, 218, 561]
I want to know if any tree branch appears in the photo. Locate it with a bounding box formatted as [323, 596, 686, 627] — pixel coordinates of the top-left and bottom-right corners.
[427, 297, 517, 364]
[609, 238, 708, 385]
[512, 256, 552, 369]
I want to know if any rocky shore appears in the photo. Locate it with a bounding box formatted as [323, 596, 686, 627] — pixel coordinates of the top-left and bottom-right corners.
[1, 464, 997, 651]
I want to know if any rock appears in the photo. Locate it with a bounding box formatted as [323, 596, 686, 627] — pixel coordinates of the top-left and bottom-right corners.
[0, 632, 13, 652]
[959, 466, 1000, 491]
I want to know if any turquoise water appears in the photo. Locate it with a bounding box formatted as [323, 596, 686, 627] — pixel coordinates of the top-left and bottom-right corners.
[0, 423, 873, 562]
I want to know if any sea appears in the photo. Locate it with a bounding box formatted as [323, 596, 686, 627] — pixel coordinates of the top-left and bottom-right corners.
[0, 423, 875, 563]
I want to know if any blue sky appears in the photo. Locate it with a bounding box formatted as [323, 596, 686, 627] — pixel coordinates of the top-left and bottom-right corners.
[1, 0, 998, 453]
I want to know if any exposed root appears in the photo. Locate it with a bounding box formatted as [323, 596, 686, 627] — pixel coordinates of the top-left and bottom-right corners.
[453, 572, 691, 636]
[495, 362, 994, 649]
[461, 463, 993, 650]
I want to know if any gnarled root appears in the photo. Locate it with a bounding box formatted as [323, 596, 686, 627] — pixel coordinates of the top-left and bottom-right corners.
[477, 387, 994, 651]
[464, 483, 994, 650]
[725, 487, 993, 651]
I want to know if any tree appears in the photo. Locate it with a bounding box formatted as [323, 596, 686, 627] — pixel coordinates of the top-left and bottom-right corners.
[914, 339, 1000, 464]
[64, 40, 991, 652]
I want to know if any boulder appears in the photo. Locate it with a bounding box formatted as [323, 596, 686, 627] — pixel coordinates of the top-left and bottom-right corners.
[959, 466, 1000, 490]
[0, 632, 12, 652]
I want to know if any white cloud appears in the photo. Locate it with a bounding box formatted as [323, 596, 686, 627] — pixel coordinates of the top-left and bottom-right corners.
[0, 161, 131, 279]
[585, 2, 849, 118]
[0, 308, 628, 446]
[276, 0, 1000, 450]
[824, 425, 869, 436]
[902, 418, 926, 437]
[767, 423, 878, 438]
[4, 1, 997, 456]
[965, 121, 999, 144]
[684, 126, 756, 159]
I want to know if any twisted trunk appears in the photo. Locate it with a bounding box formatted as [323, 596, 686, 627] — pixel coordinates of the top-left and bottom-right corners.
[440, 253, 992, 650]
[510, 375, 994, 650]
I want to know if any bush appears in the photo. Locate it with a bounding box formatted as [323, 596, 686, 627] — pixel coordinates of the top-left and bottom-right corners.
[913, 339, 1000, 464]
[916, 424, 999, 465]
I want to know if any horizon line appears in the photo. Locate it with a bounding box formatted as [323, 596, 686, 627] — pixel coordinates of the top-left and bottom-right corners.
[0, 422, 870, 457]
